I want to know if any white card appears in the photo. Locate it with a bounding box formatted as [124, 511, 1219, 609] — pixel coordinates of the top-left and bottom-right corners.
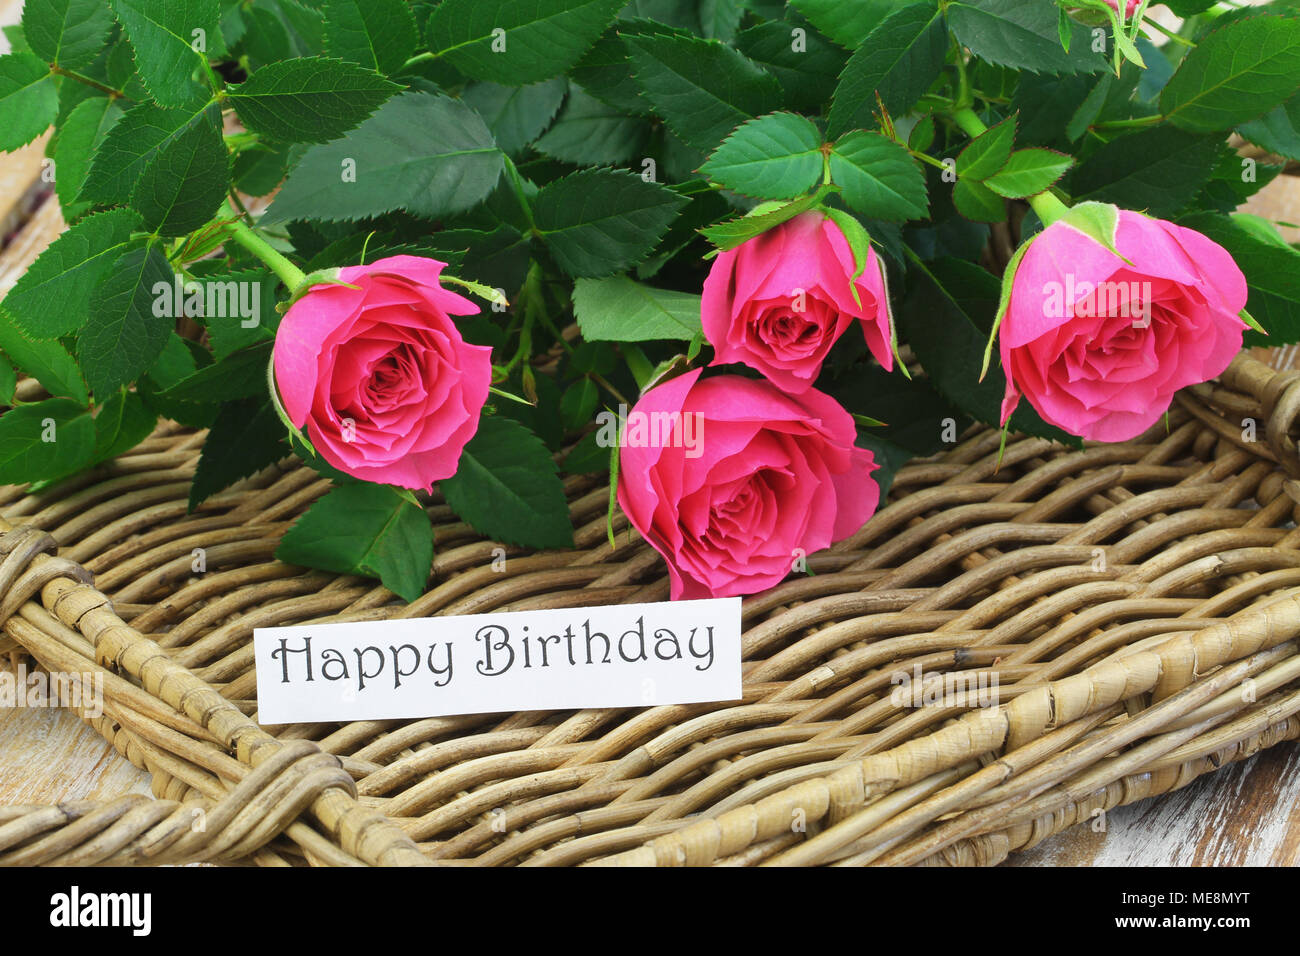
[253, 597, 742, 724]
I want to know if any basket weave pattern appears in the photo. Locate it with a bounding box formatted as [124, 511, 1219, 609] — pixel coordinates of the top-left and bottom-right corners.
[3, 354, 1300, 866]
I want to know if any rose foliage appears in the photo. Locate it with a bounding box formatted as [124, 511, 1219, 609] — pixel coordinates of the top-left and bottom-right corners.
[2, 0, 1300, 600]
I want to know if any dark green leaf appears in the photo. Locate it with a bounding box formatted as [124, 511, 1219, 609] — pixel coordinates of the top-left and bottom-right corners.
[788, 0, 916, 50]
[1238, 91, 1300, 161]
[956, 115, 1015, 181]
[0, 52, 58, 151]
[572, 275, 702, 341]
[158, 341, 272, 402]
[189, 397, 286, 508]
[427, 0, 624, 84]
[560, 378, 599, 430]
[1, 208, 142, 339]
[440, 415, 574, 549]
[227, 56, 401, 144]
[53, 96, 123, 221]
[699, 0, 744, 42]
[734, 18, 847, 114]
[699, 111, 824, 200]
[1071, 125, 1222, 216]
[277, 482, 433, 602]
[461, 78, 568, 156]
[626, 32, 782, 153]
[947, 0, 1107, 75]
[952, 177, 1004, 222]
[23, 0, 115, 70]
[827, 3, 948, 138]
[109, 0, 218, 107]
[0, 325, 88, 404]
[533, 168, 686, 277]
[77, 246, 175, 397]
[0, 398, 97, 485]
[130, 107, 229, 235]
[322, 0, 418, 74]
[263, 92, 504, 223]
[533, 83, 650, 164]
[232, 141, 292, 195]
[828, 130, 928, 221]
[90, 389, 156, 464]
[0, 356, 14, 405]
[79, 102, 210, 207]
[1161, 14, 1300, 132]
[854, 432, 913, 500]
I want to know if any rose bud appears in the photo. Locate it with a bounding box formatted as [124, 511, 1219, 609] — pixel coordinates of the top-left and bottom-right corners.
[994, 205, 1248, 443]
[273, 255, 492, 491]
[617, 369, 880, 600]
[701, 211, 894, 394]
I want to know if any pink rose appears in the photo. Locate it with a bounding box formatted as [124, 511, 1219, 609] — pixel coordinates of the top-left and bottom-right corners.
[617, 369, 880, 600]
[998, 209, 1247, 442]
[273, 255, 492, 491]
[702, 211, 893, 393]
[1105, 0, 1141, 15]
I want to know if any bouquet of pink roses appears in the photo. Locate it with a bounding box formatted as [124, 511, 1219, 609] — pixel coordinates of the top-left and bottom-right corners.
[1, 0, 1296, 603]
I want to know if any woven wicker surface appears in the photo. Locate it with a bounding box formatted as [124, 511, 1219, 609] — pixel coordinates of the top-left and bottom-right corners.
[2, 353, 1300, 866]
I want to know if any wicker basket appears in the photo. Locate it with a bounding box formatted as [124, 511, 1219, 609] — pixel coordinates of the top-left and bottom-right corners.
[2, 352, 1300, 866]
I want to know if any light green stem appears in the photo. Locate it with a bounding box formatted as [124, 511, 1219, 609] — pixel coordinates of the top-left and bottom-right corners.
[221, 208, 307, 291]
[951, 106, 1071, 227]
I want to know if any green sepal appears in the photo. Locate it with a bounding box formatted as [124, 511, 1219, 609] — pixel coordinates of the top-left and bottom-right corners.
[980, 238, 1032, 382]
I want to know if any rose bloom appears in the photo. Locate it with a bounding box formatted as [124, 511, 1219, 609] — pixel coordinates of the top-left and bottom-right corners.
[273, 255, 492, 491]
[617, 369, 880, 600]
[999, 209, 1247, 442]
[1105, 0, 1141, 15]
[702, 211, 893, 393]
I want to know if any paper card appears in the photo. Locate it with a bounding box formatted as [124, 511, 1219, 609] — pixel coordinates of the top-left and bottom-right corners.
[253, 597, 742, 724]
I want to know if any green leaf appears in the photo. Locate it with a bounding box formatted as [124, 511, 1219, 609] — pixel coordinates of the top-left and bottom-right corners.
[0, 325, 88, 404]
[461, 78, 568, 156]
[1238, 92, 1300, 162]
[1179, 211, 1300, 346]
[699, 112, 824, 200]
[1071, 125, 1222, 216]
[77, 246, 175, 397]
[130, 107, 228, 235]
[226, 56, 401, 144]
[1, 208, 142, 339]
[79, 102, 211, 207]
[533, 168, 687, 278]
[439, 415, 574, 550]
[956, 115, 1015, 181]
[700, 189, 825, 250]
[788, 0, 916, 50]
[568, 19, 689, 115]
[427, 0, 624, 84]
[533, 83, 650, 164]
[947, 0, 1107, 75]
[22, 0, 115, 70]
[158, 341, 272, 403]
[700, 0, 744, 42]
[855, 432, 912, 500]
[321, 0, 418, 74]
[198, 269, 279, 360]
[263, 92, 504, 224]
[560, 378, 599, 430]
[53, 96, 124, 221]
[952, 177, 1005, 223]
[0, 356, 14, 405]
[826, 3, 948, 139]
[1055, 200, 1124, 259]
[626, 32, 782, 153]
[572, 275, 703, 341]
[734, 18, 847, 115]
[1161, 15, 1300, 133]
[232, 141, 292, 196]
[899, 256, 1078, 445]
[109, 0, 219, 107]
[90, 389, 156, 465]
[828, 130, 928, 221]
[0, 53, 58, 152]
[277, 482, 433, 602]
[982, 148, 1073, 199]
[189, 397, 286, 508]
[0, 398, 97, 485]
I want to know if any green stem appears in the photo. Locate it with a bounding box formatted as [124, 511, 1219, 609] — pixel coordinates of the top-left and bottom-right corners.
[1092, 114, 1164, 130]
[401, 51, 436, 70]
[1143, 19, 1195, 46]
[952, 106, 1071, 226]
[502, 155, 538, 235]
[51, 65, 124, 98]
[221, 205, 307, 290]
